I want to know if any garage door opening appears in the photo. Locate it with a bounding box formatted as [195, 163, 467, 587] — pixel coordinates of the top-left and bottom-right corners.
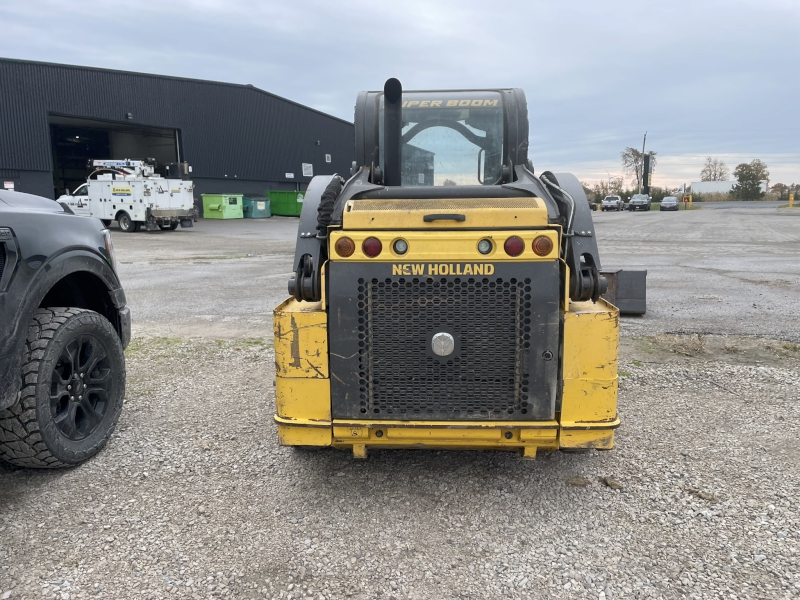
[49, 114, 180, 196]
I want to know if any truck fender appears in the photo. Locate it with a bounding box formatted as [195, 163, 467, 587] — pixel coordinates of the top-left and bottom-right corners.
[0, 250, 123, 410]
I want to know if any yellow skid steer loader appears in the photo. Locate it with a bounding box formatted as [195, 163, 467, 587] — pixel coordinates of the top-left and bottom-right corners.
[274, 79, 620, 458]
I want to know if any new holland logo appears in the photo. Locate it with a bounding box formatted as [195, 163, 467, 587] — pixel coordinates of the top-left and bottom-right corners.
[392, 263, 495, 276]
[111, 186, 132, 196]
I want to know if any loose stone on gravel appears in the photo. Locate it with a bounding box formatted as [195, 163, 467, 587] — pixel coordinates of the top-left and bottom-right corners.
[1, 336, 798, 599]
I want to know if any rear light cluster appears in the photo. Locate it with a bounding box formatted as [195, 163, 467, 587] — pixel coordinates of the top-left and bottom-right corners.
[362, 237, 382, 257]
[333, 235, 554, 258]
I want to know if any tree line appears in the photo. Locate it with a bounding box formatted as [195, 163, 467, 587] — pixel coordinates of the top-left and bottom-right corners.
[583, 150, 793, 203]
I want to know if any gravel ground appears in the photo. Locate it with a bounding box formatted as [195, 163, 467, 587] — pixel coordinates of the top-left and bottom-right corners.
[1, 336, 798, 600]
[2, 204, 799, 599]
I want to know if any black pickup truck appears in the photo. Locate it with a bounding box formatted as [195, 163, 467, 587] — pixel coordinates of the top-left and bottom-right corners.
[0, 190, 130, 468]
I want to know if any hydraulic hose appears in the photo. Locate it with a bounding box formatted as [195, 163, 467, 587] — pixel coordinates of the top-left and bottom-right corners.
[316, 175, 344, 236]
[540, 172, 576, 236]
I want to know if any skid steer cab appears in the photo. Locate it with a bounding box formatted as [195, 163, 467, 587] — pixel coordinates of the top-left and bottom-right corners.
[274, 79, 619, 459]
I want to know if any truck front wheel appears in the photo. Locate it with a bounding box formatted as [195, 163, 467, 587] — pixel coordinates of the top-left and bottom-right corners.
[116, 212, 138, 233]
[0, 308, 126, 468]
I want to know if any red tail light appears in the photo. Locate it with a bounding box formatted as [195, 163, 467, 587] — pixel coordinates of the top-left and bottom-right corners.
[362, 237, 383, 258]
[503, 236, 524, 257]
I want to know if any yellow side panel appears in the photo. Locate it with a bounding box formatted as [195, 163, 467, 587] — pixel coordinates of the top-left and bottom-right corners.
[277, 423, 332, 446]
[273, 298, 328, 378]
[561, 379, 619, 423]
[276, 377, 331, 421]
[561, 299, 620, 448]
[562, 300, 619, 382]
[560, 429, 615, 450]
[342, 198, 548, 230]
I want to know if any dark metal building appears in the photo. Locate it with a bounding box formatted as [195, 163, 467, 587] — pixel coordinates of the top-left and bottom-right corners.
[0, 58, 354, 201]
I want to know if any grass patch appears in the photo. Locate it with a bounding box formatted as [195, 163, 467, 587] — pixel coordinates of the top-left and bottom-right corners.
[618, 371, 631, 377]
[653, 333, 707, 357]
[723, 342, 741, 354]
[783, 342, 800, 353]
[632, 360, 643, 367]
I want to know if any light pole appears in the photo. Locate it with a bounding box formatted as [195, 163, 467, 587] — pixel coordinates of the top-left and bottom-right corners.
[639, 132, 647, 195]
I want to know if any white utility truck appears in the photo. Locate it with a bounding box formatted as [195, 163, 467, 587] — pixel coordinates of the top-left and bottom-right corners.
[59, 159, 198, 232]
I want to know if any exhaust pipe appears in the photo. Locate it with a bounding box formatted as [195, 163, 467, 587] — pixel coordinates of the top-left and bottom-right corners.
[383, 78, 402, 187]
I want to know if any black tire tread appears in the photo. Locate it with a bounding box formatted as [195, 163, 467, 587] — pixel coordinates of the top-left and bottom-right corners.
[0, 308, 123, 468]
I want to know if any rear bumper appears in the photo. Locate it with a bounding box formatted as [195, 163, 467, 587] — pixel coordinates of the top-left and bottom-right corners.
[274, 415, 619, 457]
[149, 208, 197, 219]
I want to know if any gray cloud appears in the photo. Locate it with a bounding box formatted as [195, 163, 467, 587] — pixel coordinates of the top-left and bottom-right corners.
[1, 0, 798, 185]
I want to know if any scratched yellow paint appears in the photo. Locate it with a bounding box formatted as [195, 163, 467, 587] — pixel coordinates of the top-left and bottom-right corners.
[271, 288, 621, 455]
[342, 198, 548, 230]
[276, 417, 332, 446]
[273, 299, 328, 378]
[276, 377, 330, 421]
[560, 299, 620, 448]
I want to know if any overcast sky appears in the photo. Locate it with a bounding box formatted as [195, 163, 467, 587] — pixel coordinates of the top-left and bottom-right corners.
[2, 0, 798, 188]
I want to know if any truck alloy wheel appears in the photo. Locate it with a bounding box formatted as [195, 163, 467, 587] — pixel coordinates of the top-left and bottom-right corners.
[0, 308, 125, 468]
[117, 212, 136, 233]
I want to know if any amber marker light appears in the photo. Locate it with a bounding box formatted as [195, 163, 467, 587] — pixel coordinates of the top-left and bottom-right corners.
[503, 235, 524, 257]
[532, 235, 554, 256]
[335, 236, 356, 257]
[362, 237, 383, 258]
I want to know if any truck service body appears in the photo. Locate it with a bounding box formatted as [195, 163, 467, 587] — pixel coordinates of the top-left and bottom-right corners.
[59, 160, 197, 232]
[273, 80, 621, 458]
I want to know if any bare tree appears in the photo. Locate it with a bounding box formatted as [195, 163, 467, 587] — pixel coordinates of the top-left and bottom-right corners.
[621, 148, 657, 188]
[700, 157, 730, 181]
[591, 177, 624, 200]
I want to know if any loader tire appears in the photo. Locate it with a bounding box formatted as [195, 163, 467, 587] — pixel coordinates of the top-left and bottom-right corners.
[0, 308, 125, 468]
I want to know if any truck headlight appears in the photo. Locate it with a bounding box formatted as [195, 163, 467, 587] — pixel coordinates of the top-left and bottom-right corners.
[102, 229, 118, 272]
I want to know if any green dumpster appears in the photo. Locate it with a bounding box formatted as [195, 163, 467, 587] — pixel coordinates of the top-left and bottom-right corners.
[243, 196, 271, 219]
[202, 194, 243, 219]
[266, 190, 305, 217]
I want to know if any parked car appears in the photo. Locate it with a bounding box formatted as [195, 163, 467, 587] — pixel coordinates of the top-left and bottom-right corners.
[660, 196, 679, 211]
[601, 195, 624, 211]
[0, 190, 130, 468]
[629, 194, 652, 211]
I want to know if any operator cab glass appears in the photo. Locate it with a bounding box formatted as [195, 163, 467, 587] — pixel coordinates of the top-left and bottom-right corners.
[380, 91, 504, 186]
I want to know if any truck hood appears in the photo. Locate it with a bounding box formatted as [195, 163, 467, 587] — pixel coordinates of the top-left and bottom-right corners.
[0, 190, 66, 214]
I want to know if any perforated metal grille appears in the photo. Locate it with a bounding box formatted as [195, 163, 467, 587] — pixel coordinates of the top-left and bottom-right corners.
[356, 276, 533, 420]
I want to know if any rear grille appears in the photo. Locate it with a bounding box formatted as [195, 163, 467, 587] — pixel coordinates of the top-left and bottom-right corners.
[356, 276, 533, 419]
